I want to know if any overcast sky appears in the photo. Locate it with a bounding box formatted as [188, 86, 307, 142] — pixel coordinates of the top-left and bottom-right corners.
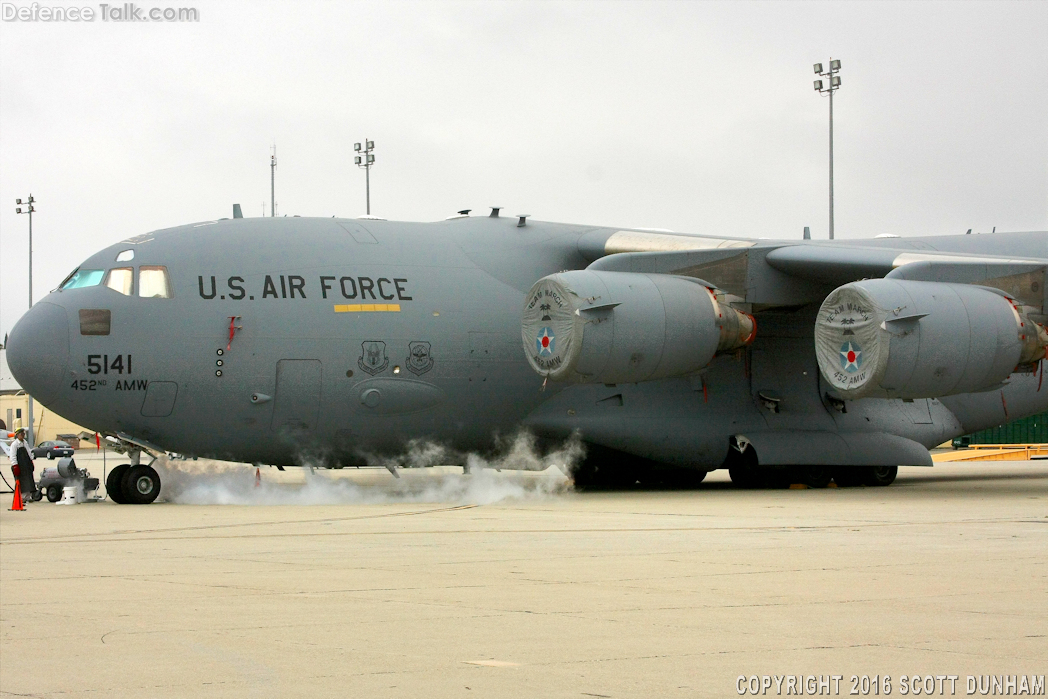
[1, 0, 1045, 338]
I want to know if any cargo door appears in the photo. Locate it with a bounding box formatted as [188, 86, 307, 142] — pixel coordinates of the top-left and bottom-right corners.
[271, 360, 322, 436]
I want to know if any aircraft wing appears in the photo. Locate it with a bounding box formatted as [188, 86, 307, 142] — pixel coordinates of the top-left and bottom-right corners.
[582, 229, 1047, 313]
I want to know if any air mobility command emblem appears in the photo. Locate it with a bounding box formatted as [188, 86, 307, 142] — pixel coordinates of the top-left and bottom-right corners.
[406, 341, 434, 376]
[359, 341, 389, 375]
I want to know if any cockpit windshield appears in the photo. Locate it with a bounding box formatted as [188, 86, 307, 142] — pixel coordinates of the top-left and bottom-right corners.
[139, 266, 171, 298]
[60, 268, 105, 290]
[105, 268, 134, 296]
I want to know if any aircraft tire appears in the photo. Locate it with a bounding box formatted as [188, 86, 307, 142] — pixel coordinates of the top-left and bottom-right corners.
[728, 466, 760, 489]
[762, 467, 793, 489]
[650, 468, 707, 488]
[123, 465, 162, 504]
[862, 465, 898, 487]
[831, 468, 865, 487]
[672, 468, 707, 487]
[106, 464, 131, 504]
[572, 444, 645, 490]
[724, 438, 762, 489]
[800, 465, 833, 488]
[46, 484, 62, 502]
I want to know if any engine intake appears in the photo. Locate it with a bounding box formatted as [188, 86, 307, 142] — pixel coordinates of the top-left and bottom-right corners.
[522, 270, 755, 384]
[815, 279, 1047, 400]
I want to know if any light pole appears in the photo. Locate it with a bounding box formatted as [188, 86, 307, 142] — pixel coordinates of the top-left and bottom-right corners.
[813, 59, 842, 240]
[354, 140, 375, 215]
[15, 194, 36, 446]
[270, 144, 277, 217]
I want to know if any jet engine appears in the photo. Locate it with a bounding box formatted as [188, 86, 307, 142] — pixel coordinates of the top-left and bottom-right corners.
[521, 270, 755, 384]
[815, 278, 1047, 400]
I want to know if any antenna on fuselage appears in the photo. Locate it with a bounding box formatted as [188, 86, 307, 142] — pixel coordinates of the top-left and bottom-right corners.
[270, 143, 277, 217]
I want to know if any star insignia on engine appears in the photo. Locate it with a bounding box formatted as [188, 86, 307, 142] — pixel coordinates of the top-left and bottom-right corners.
[536, 327, 555, 356]
[839, 341, 862, 373]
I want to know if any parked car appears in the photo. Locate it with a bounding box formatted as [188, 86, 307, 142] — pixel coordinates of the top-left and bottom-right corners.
[32, 440, 75, 460]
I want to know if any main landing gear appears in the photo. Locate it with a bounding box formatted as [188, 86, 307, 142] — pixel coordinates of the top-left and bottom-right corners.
[105, 463, 162, 504]
[727, 463, 898, 489]
[571, 444, 709, 490]
[725, 438, 898, 488]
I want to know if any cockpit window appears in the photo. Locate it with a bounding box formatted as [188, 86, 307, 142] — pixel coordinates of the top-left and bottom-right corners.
[60, 268, 104, 290]
[116, 249, 135, 262]
[139, 266, 171, 298]
[104, 268, 134, 296]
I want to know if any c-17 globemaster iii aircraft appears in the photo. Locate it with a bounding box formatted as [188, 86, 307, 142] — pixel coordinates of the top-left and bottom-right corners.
[6, 208, 1047, 503]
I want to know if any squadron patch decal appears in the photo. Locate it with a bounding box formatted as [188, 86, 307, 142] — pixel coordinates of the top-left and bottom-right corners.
[406, 341, 434, 376]
[358, 341, 389, 375]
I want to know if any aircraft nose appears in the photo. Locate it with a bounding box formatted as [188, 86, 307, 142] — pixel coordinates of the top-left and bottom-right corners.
[7, 302, 70, 405]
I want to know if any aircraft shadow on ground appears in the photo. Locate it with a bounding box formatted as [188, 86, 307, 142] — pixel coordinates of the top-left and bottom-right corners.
[896, 469, 1048, 485]
[574, 467, 1048, 492]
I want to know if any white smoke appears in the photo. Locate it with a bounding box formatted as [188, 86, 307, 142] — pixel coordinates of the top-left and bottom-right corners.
[156, 432, 582, 506]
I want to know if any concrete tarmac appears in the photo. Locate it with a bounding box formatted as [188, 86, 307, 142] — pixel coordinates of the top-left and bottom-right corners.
[1, 456, 1046, 698]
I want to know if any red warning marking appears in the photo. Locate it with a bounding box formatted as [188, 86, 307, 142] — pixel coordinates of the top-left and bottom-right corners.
[227, 316, 243, 351]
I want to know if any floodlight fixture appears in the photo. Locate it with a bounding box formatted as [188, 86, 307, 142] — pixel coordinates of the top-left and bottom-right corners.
[354, 138, 377, 215]
[812, 58, 843, 240]
[15, 192, 38, 445]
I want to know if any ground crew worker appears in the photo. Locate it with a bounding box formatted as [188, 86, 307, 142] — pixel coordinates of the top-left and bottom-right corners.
[9, 428, 38, 504]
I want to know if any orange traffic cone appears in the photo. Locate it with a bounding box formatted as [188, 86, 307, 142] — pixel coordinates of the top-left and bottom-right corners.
[9, 480, 25, 511]
[255, 467, 261, 488]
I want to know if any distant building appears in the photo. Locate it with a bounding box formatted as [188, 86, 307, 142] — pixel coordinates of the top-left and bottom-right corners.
[956, 411, 1048, 446]
[1, 347, 91, 446]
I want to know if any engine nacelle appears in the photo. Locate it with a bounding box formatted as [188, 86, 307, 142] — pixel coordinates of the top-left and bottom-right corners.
[815, 279, 1047, 400]
[522, 270, 755, 384]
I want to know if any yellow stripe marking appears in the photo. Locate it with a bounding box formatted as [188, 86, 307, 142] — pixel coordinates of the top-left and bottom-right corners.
[334, 304, 401, 313]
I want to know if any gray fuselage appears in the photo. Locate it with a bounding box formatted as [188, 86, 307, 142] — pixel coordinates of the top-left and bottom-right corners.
[8, 216, 1047, 470]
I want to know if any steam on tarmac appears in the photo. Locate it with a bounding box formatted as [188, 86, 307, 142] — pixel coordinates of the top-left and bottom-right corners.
[154, 432, 582, 506]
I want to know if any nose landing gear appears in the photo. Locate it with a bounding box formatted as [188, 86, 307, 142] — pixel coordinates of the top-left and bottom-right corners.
[104, 444, 163, 504]
[105, 463, 162, 504]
